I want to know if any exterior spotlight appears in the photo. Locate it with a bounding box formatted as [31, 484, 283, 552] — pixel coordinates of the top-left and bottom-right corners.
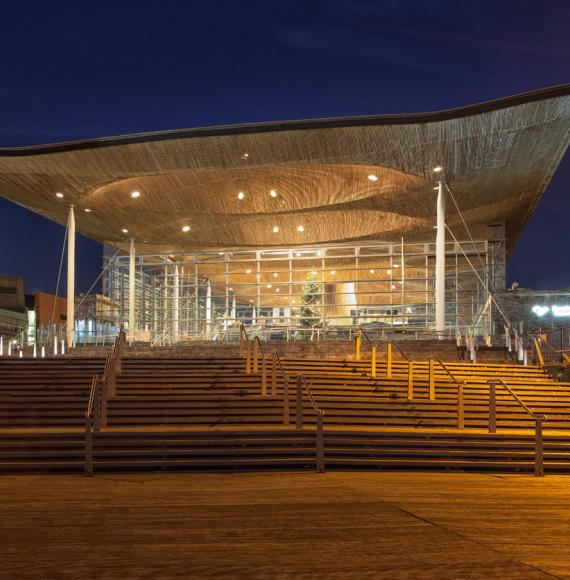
[237, 191, 245, 200]
[121, 229, 128, 234]
[433, 166, 443, 173]
[56, 192, 64, 198]
[368, 174, 378, 182]
[297, 225, 305, 233]
[270, 190, 278, 198]
[84, 208, 91, 213]
[131, 191, 141, 198]
[272, 226, 280, 233]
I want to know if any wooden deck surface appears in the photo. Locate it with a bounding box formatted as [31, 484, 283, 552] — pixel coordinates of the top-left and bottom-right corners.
[1, 471, 569, 579]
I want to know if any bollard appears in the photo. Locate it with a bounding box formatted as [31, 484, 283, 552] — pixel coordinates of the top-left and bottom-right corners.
[534, 416, 544, 477]
[245, 339, 251, 374]
[457, 382, 465, 429]
[0, 336, 3, 356]
[295, 376, 303, 430]
[41, 345, 46, 358]
[33, 344, 37, 358]
[271, 354, 277, 396]
[316, 413, 325, 473]
[355, 332, 361, 362]
[253, 339, 259, 374]
[407, 362, 414, 401]
[283, 377, 290, 425]
[371, 344, 377, 378]
[488, 382, 496, 433]
[261, 355, 267, 396]
[386, 343, 392, 378]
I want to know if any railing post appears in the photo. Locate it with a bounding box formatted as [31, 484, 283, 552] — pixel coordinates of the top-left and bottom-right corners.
[407, 361, 414, 401]
[245, 339, 251, 374]
[295, 376, 303, 430]
[84, 418, 93, 477]
[429, 359, 435, 399]
[386, 343, 392, 378]
[253, 338, 259, 374]
[239, 327, 245, 357]
[261, 354, 267, 396]
[316, 413, 325, 473]
[100, 379, 108, 428]
[457, 382, 465, 430]
[283, 377, 290, 425]
[489, 382, 496, 434]
[108, 356, 117, 398]
[535, 416, 544, 477]
[271, 353, 277, 396]
[371, 344, 377, 378]
[355, 332, 361, 361]
[93, 380, 101, 431]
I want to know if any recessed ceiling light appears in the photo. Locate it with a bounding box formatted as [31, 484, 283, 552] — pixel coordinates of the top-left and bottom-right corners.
[269, 190, 278, 198]
[368, 174, 378, 182]
[331, 270, 336, 275]
[391, 284, 396, 289]
[297, 225, 305, 233]
[292, 300, 296, 304]
[229, 287, 234, 292]
[249, 299, 254, 303]
[387, 269, 392, 274]
[267, 284, 272, 289]
[121, 229, 128, 234]
[219, 252, 224, 255]
[433, 166, 443, 173]
[275, 288, 280, 292]
[273, 273, 278, 278]
[316, 251, 322, 256]
[295, 252, 301, 257]
[246, 269, 252, 274]
[84, 208, 91, 213]
[131, 191, 141, 198]
[241, 153, 249, 160]
[237, 191, 245, 200]
[272, 226, 280, 233]
[393, 264, 400, 268]
[55, 192, 64, 198]
[370, 269, 375, 274]
[182, 225, 191, 232]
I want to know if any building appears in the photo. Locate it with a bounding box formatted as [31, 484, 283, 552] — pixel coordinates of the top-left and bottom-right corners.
[0, 85, 569, 345]
[0, 275, 27, 342]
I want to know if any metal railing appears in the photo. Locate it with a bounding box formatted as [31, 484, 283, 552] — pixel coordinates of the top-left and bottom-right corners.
[295, 374, 325, 473]
[83, 326, 126, 477]
[487, 378, 548, 477]
[424, 356, 466, 428]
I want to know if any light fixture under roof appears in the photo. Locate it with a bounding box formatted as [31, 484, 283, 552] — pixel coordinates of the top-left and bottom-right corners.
[121, 228, 128, 234]
[292, 300, 296, 304]
[297, 225, 305, 233]
[433, 166, 443, 173]
[267, 284, 272, 289]
[275, 288, 280, 292]
[391, 284, 396, 289]
[370, 269, 375, 274]
[55, 192, 64, 198]
[387, 269, 392, 274]
[131, 191, 141, 198]
[269, 189, 278, 198]
[182, 225, 191, 232]
[393, 263, 400, 268]
[272, 226, 280, 233]
[241, 153, 249, 160]
[237, 191, 245, 200]
[229, 287, 234, 292]
[249, 299, 254, 303]
[331, 270, 336, 275]
[368, 174, 378, 182]
[273, 272, 278, 278]
[84, 208, 91, 213]
[246, 268, 252, 274]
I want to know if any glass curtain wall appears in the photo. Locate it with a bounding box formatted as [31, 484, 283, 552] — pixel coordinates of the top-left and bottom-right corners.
[101, 238, 505, 342]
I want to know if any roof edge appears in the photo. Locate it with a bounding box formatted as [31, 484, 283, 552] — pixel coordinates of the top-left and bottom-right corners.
[1, 83, 569, 157]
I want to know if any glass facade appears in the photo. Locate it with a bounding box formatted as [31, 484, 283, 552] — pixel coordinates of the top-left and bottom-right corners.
[100, 236, 505, 342]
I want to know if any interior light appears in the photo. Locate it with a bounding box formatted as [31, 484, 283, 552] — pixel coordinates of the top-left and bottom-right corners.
[387, 269, 392, 274]
[433, 166, 443, 173]
[393, 264, 400, 268]
[55, 192, 64, 198]
[270, 190, 278, 198]
[246, 269, 252, 274]
[370, 269, 375, 274]
[292, 300, 296, 304]
[331, 270, 336, 275]
[249, 299, 254, 303]
[84, 208, 91, 213]
[237, 191, 245, 200]
[273, 273, 278, 278]
[229, 287, 234, 292]
[316, 251, 322, 256]
[297, 225, 305, 233]
[131, 191, 141, 198]
[311, 271, 317, 276]
[241, 153, 249, 160]
[267, 284, 272, 289]
[368, 174, 378, 182]
[391, 284, 396, 289]
[121, 229, 128, 234]
[182, 225, 191, 232]
[275, 288, 280, 292]
[272, 226, 280, 233]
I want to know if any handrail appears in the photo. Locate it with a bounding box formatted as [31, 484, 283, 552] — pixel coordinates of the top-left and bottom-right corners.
[428, 355, 463, 386]
[296, 373, 325, 473]
[297, 374, 324, 417]
[487, 378, 547, 421]
[388, 340, 410, 362]
[359, 328, 375, 346]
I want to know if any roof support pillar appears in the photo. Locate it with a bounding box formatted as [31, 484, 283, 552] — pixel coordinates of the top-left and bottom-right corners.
[129, 238, 136, 339]
[435, 181, 446, 338]
[173, 265, 180, 342]
[205, 279, 212, 340]
[66, 205, 75, 349]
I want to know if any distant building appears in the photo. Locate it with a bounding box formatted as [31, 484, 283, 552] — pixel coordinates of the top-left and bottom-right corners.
[0, 275, 27, 342]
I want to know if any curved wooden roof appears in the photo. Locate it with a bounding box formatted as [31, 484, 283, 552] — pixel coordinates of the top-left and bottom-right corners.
[0, 85, 569, 255]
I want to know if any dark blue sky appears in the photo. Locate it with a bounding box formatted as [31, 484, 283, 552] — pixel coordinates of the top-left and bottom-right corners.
[0, 0, 568, 293]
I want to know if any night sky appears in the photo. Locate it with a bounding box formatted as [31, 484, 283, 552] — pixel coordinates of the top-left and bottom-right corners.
[0, 0, 568, 294]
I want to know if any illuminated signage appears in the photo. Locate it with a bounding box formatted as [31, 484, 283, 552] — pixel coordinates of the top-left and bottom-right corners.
[532, 305, 570, 317]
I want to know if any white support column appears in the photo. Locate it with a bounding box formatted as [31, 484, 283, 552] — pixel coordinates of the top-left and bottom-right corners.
[231, 294, 237, 321]
[129, 238, 136, 339]
[173, 265, 180, 342]
[66, 205, 75, 349]
[205, 279, 212, 339]
[435, 181, 446, 338]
